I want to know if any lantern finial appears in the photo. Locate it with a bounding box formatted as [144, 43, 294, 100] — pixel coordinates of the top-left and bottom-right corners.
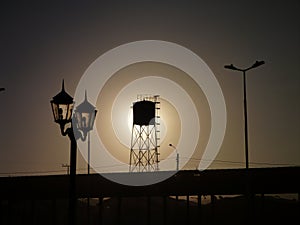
[62, 79, 65, 91]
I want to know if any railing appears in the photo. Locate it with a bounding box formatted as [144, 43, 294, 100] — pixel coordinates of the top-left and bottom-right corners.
[0, 167, 299, 225]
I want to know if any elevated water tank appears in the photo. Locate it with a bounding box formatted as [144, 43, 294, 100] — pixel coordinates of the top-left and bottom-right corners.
[133, 100, 156, 125]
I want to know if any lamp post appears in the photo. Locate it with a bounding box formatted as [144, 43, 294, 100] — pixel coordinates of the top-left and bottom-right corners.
[50, 80, 97, 225]
[169, 143, 179, 171]
[73, 90, 97, 224]
[224, 61, 265, 170]
[225, 60, 265, 225]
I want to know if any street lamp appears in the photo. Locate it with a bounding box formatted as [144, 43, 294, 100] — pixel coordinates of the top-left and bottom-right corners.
[224, 61, 265, 170]
[50, 80, 76, 225]
[73, 90, 97, 176]
[169, 143, 179, 171]
[50, 80, 97, 225]
[73, 90, 97, 225]
[50, 80, 76, 172]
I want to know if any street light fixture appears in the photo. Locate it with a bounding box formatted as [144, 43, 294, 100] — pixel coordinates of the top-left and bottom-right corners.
[224, 61, 265, 170]
[51, 80, 74, 130]
[50, 80, 97, 225]
[73, 90, 97, 175]
[169, 143, 179, 171]
[73, 91, 97, 140]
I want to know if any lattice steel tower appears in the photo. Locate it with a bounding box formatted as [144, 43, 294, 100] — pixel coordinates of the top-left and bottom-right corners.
[129, 95, 160, 172]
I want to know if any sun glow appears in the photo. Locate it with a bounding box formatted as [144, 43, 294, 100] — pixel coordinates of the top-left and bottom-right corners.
[74, 40, 225, 186]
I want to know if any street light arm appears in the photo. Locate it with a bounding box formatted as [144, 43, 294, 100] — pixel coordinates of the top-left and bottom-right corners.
[224, 64, 243, 71]
[225, 61, 265, 72]
[60, 121, 88, 141]
[59, 123, 69, 137]
[60, 124, 77, 141]
[249, 60, 265, 70]
[169, 143, 178, 153]
[75, 129, 88, 142]
[169, 143, 176, 149]
[244, 60, 265, 71]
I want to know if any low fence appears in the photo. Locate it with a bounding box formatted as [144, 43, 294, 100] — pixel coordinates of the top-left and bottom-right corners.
[0, 167, 299, 225]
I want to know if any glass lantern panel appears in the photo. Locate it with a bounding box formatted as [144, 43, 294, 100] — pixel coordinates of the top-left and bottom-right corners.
[89, 111, 96, 129]
[74, 111, 83, 130]
[51, 102, 59, 121]
[58, 104, 69, 120]
[81, 112, 91, 130]
[66, 103, 74, 121]
[51, 102, 72, 122]
[74, 111, 96, 133]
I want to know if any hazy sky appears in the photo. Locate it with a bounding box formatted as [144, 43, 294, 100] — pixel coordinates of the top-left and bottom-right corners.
[0, 0, 299, 176]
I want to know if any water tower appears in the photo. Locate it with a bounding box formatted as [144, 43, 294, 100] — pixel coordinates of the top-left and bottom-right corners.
[130, 95, 160, 172]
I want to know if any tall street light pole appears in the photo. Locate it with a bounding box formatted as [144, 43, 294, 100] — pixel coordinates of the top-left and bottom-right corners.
[169, 143, 179, 171]
[224, 61, 265, 170]
[225, 61, 265, 224]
